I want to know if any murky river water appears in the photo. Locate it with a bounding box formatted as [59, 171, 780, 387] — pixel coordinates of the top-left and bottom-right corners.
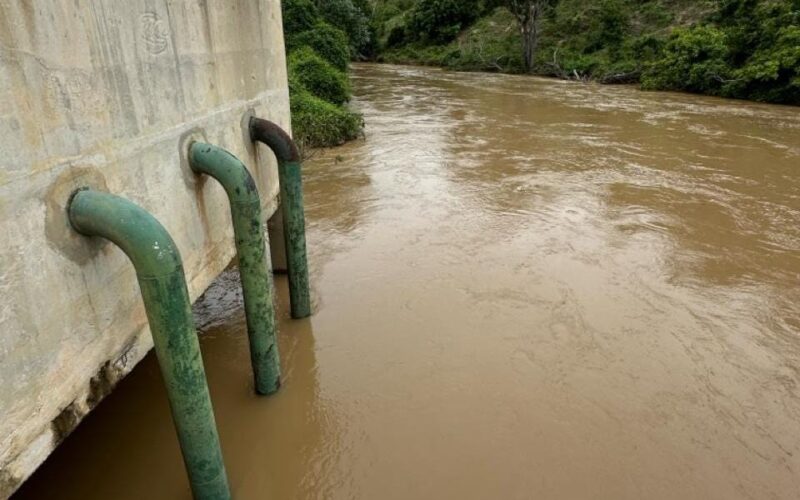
[15, 64, 800, 499]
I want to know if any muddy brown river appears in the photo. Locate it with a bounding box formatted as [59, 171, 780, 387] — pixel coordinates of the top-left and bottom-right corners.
[14, 64, 800, 499]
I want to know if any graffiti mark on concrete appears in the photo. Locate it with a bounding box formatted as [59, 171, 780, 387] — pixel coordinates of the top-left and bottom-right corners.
[140, 12, 169, 55]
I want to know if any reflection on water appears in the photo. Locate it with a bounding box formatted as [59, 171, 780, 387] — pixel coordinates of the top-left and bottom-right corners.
[15, 64, 800, 499]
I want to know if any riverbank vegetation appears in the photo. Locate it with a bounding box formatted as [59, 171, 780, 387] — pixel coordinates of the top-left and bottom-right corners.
[282, 0, 367, 150]
[365, 0, 799, 105]
[281, 0, 797, 149]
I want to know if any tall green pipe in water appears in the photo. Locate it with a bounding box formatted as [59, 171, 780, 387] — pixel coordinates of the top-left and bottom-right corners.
[67, 189, 230, 500]
[189, 142, 281, 395]
[249, 117, 312, 319]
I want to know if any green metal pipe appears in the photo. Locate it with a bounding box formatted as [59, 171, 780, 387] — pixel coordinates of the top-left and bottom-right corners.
[67, 189, 230, 500]
[249, 117, 311, 319]
[189, 142, 281, 395]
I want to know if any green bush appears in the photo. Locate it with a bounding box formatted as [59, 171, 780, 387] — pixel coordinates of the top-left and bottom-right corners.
[613, 0, 798, 103]
[728, 25, 800, 103]
[594, 0, 630, 52]
[407, 0, 480, 44]
[384, 13, 411, 48]
[282, 0, 366, 151]
[282, 0, 319, 36]
[371, 0, 439, 52]
[641, 26, 731, 94]
[442, 8, 525, 73]
[289, 47, 351, 105]
[712, 0, 800, 103]
[289, 22, 351, 71]
[316, 0, 372, 55]
[289, 77, 363, 149]
[636, 1, 674, 28]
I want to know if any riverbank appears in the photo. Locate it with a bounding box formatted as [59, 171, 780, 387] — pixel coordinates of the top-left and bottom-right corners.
[368, 1, 800, 105]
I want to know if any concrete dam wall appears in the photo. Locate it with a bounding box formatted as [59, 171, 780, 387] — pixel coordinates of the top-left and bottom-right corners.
[0, 1, 290, 495]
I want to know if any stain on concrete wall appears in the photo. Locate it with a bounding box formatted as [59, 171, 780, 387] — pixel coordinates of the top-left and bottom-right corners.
[0, 1, 290, 496]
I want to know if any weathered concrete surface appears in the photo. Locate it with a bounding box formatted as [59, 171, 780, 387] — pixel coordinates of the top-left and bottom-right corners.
[0, 1, 290, 496]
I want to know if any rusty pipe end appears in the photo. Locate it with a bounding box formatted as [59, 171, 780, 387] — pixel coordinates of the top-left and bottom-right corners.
[249, 117, 301, 163]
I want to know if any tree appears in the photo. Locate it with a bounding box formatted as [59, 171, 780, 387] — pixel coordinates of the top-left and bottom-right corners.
[315, 0, 372, 56]
[641, 25, 731, 95]
[407, 0, 480, 44]
[504, 0, 557, 72]
[288, 22, 351, 71]
[288, 47, 351, 105]
[282, 0, 319, 36]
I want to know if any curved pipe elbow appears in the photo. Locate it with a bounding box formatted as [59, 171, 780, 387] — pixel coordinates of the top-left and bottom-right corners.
[249, 117, 301, 163]
[67, 189, 183, 279]
[189, 142, 261, 206]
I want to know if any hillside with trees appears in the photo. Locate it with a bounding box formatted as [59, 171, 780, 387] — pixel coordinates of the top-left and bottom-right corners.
[281, 0, 797, 149]
[365, 0, 799, 105]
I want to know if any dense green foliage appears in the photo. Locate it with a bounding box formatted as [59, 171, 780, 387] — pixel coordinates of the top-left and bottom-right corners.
[369, 0, 496, 49]
[641, 25, 732, 93]
[289, 76, 364, 148]
[282, 0, 365, 149]
[288, 21, 351, 71]
[367, 0, 800, 104]
[282, 0, 320, 35]
[406, 0, 481, 44]
[316, 0, 373, 55]
[289, 47, 352, 105]
[642, 0, 800, 103]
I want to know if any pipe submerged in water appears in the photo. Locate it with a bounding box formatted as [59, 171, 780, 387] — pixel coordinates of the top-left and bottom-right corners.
[67, 188, 230, 500]
[249, 117, 312, 319]
[189, 142, 282, 395]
